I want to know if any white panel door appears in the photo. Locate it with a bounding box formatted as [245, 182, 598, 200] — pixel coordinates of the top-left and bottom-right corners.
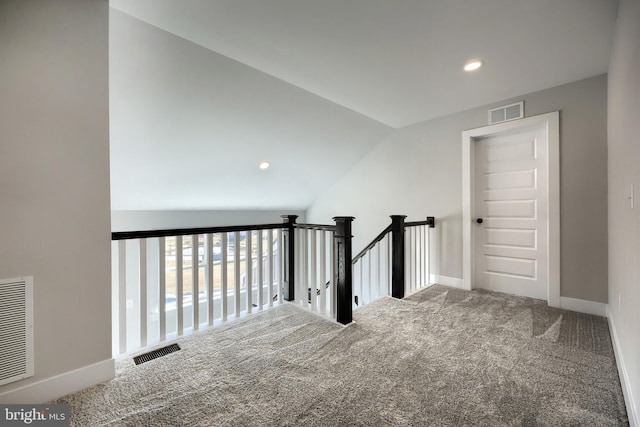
[474, 124, 548, 300]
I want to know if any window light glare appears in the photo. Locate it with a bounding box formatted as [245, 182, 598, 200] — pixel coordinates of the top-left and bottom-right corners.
[464, 59, 483, 72]
[259, 161, 270, 170]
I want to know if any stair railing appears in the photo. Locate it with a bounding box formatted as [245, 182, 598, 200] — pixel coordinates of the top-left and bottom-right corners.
[404, 218, 436, 296]
[352, 215, 435, 308]
[111, 215, 355, 357]
[287, 215, 354, 325]
[112, 223, 285, 356]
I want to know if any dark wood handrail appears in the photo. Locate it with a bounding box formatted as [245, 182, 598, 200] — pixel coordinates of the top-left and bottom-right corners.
[405, 221, 430, 227]
[352, 216, 434, 264]
[352, 225, 392, 264]
[405, 216, 435, 228]
[111, 222, 287, 241]
[293, 223, 336, 232]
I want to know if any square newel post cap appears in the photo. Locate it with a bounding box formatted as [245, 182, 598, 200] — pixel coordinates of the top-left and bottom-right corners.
[390, 215, 407, 220]
[332, 216, 355, 222]
[333, 216, 355, 237]
[390, 215, 407, 227]
[281, 215, 298, 224]
[426, 216, 435, 228]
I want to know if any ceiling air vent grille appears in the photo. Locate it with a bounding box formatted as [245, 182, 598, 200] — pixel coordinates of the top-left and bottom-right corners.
[0, 277, 34, 387]
[488, 101, 524, 125]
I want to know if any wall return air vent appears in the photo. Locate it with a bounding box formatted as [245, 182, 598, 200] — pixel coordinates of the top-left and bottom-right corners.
[0, 277, 34, 387]
[488, 101, 524, 125]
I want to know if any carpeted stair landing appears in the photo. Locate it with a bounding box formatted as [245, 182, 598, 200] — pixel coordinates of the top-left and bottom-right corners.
[55, 285, 629, 426]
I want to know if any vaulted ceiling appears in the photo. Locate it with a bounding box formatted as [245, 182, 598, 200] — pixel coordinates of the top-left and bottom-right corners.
[108, 0, 619, 211]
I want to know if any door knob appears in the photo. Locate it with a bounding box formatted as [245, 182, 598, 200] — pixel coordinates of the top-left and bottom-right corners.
[476, 218, 483, 224]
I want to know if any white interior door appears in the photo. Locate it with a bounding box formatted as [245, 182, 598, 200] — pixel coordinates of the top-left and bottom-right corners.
[474, 124, 548, 300]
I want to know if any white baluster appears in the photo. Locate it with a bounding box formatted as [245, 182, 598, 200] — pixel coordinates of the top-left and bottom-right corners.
[319, 230, 327, 314]
[234, 232, 240, 318]
[192, 235, 199, 331]
[118, 240, 126, 355]
[258, 230, 264, 310]
[359, 256, 364, 306]
[420, 225, 429, 287]
[426, 225, 431, 286]
[206, 233, 214, 326]
[247, 231, 253, 314]
[310, 230, 317, 311]
[159, 237, 166, 342]
[416, 226, 420, 288]
[221, 233, 228, 322]
[268, 230, 274, 307]
[278, 229, 284, 304]
[298, 228, 305, 307]
[390, 233, 394, 295]
[176, 236, 183, 336]
[376, 241, 382, 300]
[139, 239, 147, 348]
[330, 230, 336, 319]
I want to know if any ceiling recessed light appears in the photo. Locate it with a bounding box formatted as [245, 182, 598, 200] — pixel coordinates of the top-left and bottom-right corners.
[259, 161, 270, 170]
[464, 59, 483, 72]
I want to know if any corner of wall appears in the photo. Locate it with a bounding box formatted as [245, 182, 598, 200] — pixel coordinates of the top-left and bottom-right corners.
[607, 306, 639, 427]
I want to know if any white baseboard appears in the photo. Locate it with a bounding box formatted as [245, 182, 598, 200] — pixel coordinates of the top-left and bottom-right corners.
[430, 274, 466, 290]
[428, 277, 608, 317]
[607, 309, 639, 427]
[559, 296, 607, 317]
[0, 358, 114, 404]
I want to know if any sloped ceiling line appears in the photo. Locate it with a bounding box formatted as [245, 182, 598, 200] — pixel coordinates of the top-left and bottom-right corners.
[108, 0, 618, 211]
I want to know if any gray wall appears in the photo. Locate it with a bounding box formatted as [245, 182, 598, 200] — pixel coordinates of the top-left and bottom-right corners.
[307, 74, 608, 303]
[607, 0, 640, 421]
[0, 0, 112, 401]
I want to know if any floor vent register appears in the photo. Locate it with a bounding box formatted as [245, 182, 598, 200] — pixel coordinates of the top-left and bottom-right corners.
[133, 343, 181, 365]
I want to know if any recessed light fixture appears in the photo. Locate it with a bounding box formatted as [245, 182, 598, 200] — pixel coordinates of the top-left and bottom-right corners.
[259, 161, 270, 170]
[464, 59, 483, 72]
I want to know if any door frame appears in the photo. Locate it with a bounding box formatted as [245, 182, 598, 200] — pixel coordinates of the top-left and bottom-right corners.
[461, 111, 560, 307]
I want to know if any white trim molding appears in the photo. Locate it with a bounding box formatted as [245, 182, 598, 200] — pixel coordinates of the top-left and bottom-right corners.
[607, 310, 639, 427]
[0, 358, 114, 404]
[430, 274, 465, 289]
[559, 297, 607, 317]
[461, 111, 561, 307]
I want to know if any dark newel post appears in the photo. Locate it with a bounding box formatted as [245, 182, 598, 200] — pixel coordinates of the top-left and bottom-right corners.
[427, 216, 435, 228]
[281, 215, 298, 301]
[333, 216, 355, 325]
[390, 215, 407, 299]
